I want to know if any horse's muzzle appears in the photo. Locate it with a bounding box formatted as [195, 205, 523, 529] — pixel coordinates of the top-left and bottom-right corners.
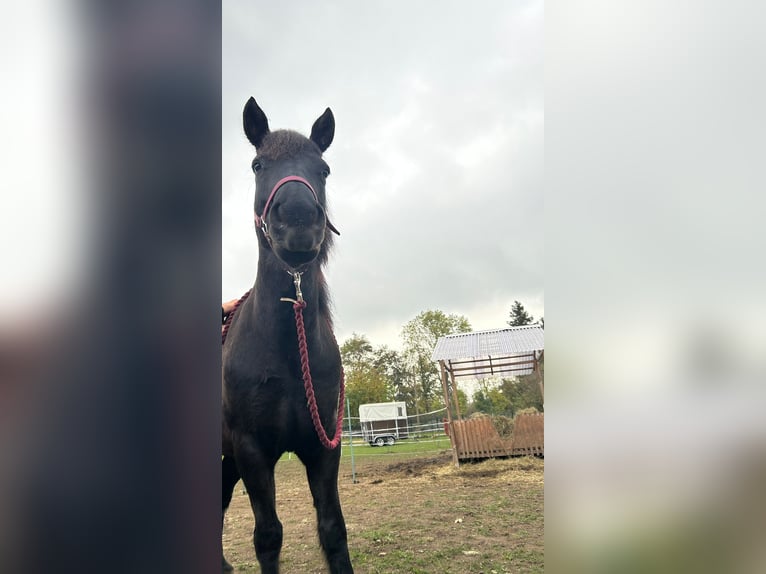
[273, 243, 322, 269]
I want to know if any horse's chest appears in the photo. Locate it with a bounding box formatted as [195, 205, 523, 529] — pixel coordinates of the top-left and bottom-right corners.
[225, 362, 337, 442]
[224, 361, 301, 408]
[223, 328, 340, 452]
[224, 359, 329, 416]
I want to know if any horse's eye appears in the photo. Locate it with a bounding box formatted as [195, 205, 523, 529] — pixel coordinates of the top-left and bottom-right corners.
[321, 169, 330, 178]
[252, 161, 262, 173]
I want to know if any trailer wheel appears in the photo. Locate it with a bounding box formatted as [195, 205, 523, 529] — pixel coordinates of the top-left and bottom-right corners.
[385, 437, 395, 446]
[374, 437, 385, 447]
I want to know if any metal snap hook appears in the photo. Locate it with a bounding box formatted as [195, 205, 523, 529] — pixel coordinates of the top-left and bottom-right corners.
[280, 270, 304, 305]
[292, 271, 304, 303]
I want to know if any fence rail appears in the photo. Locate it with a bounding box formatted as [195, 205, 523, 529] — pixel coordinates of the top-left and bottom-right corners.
[345, 420, 447, 442]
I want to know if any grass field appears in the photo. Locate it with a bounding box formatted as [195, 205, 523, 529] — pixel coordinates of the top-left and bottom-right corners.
[278, 436, 452, 465]
[224, 447, 544, 573]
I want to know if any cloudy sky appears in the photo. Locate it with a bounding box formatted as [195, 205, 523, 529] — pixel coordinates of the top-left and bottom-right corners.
[222, 1, 543, 350]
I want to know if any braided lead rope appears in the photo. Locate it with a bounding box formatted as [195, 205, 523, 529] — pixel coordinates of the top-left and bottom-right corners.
[223, 284, 344, 449]
[222, 290, 252, 345]
[291, 300, 345, 450]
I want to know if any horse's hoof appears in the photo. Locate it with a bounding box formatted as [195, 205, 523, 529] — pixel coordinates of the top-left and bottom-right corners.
[222, 556, 234, 572]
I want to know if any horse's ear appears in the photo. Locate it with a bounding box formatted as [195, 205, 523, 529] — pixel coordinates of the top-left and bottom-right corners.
[243, 97, 270, 148]
[310, 108, 335, 152]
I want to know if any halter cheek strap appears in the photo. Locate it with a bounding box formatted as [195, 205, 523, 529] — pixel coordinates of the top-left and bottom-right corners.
[254, 175, 340, 238]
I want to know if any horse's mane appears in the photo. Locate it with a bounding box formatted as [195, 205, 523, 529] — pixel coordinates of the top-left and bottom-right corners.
[316, 268, 334, 331]
[258, 130, 321, 161]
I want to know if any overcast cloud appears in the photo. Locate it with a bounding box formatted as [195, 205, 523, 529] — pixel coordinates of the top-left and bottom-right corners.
[223, 1, 543, 349]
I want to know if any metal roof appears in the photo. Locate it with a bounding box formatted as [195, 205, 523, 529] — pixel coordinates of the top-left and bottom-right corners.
[431, 325, 544, 362]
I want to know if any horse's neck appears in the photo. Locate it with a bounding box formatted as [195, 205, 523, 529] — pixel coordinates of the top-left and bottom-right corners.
[248, 257, 325, 339]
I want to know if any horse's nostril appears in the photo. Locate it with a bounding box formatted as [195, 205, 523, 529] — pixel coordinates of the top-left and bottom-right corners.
[271, 202, 283, 222]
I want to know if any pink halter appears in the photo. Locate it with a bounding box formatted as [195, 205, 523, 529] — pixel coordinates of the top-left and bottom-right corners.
[255, 176, 317, 233]
[255, 175, 340, 237]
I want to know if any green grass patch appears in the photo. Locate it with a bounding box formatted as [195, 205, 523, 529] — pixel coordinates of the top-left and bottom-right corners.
[339, 436, 451, 457]
[501, 547, 545, 571]
[276, 436, 452, 463]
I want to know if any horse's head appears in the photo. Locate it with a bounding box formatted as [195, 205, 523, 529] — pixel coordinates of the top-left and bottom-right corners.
[243, 97, 337, 271]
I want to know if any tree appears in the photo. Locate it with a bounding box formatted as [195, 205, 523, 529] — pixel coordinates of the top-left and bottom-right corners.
[344, 364, 391, 422]
[401, 310, 472, 414]
[341, 334, 392, 419]
[372, 346, 410, 403]
[507, 300, 534, 327]
[472, 380, 513, 416]
[340, 333, 374, 373]
[472, 388, 492, 414]
[455, 388, 469, 418]
[499, 375, 543, 414]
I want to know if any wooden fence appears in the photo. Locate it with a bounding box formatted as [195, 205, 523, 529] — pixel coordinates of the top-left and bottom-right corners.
[448, 413, 544, 461]
[508, 412, 545, 456]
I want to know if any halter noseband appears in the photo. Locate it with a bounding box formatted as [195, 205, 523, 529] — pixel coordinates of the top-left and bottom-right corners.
[255, 175, 340, 238]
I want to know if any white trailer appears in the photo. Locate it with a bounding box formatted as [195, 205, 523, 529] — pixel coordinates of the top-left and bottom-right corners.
[358, 402, 409, 446]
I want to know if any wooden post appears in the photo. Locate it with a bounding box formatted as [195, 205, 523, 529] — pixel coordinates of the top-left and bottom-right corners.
[448, 361, 462, 421]
[535, 350, 544, 402]
[440, 360, 459, 468]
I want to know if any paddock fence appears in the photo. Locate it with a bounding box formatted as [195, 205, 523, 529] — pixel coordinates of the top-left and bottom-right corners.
[274, 409, 543, 481]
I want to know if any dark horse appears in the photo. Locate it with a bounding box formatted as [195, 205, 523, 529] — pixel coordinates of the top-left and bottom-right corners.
[222, 98, 353, 574]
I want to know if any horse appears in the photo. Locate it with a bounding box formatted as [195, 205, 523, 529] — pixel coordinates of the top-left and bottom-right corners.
[222, 97, 353, 574]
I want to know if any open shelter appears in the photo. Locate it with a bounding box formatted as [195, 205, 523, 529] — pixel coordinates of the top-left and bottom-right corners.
[431, 325, 544, 466]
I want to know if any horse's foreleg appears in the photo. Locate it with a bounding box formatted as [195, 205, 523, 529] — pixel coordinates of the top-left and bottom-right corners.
[221, 455, 240, 572]
[235, 438, 282, 574]
[303, 449, 354, 574]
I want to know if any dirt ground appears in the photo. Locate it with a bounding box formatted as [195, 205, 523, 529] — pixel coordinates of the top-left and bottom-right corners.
[223, 452, 544, 573]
